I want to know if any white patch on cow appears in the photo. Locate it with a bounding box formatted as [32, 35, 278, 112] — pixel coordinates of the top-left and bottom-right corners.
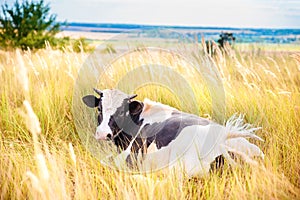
[140, 124, 223, 174]
[147, 141, 158, 154]
[95, 89, 128, 140]
[139, 98, 177, 127]
[225, 137, 264, 159]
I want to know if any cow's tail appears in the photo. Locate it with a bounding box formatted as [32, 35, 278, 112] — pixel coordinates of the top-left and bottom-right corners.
[222, 114, 264, 165]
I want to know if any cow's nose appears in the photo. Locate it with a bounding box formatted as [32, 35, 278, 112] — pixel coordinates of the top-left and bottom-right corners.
[95, 132, 111, 140]
[106, 133, 112, 140]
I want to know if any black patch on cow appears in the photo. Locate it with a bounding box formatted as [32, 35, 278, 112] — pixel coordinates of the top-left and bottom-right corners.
[139, 111, 211, 149]
[108, 100, 145, 154]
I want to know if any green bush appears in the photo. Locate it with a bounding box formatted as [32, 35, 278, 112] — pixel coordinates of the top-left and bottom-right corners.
[0, 0, 61, 50]
[71, 37, 94, 53]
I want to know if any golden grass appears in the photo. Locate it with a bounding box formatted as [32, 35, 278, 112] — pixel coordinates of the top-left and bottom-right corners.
[0, 43, 299, 199]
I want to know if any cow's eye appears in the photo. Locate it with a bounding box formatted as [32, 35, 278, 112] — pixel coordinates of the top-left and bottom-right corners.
[98, 114, 103, 125]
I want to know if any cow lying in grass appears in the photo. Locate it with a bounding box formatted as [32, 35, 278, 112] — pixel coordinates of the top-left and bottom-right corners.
[83, 88, 264, 176]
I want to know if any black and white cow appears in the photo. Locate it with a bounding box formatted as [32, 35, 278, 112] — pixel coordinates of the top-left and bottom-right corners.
[83, 88, 264, 176]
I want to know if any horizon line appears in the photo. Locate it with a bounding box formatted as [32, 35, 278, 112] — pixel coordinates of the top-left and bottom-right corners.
[60, 21, 300, 30]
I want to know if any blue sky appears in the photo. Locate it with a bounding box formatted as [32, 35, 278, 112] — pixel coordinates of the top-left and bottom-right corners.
[6, 0, 300, 28]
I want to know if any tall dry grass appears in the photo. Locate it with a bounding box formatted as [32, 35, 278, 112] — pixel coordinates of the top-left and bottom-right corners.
[0, 43, 299, 199]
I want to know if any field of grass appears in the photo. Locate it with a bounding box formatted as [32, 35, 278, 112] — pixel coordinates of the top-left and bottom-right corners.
[0, 42, 299, 199]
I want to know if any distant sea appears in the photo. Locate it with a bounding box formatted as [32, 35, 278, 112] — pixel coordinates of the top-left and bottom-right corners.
[62, 22, 300, 44]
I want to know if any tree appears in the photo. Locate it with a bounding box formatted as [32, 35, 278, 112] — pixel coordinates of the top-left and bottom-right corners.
[205, 32, 236, 56]
[0, 0, 61, 50]
[217, 32, 236, 49]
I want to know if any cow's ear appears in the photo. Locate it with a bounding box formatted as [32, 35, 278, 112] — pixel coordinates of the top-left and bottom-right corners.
[129, 101, 143, 115]
[82, 95, 100, 108]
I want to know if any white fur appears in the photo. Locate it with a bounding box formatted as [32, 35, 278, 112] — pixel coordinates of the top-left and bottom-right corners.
[95, 89, 128, 140]
[138, 98, 177, 133]
[140, 98, 177, 124]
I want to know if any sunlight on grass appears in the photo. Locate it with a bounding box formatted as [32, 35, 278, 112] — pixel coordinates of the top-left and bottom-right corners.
[0, 43, 299, 199]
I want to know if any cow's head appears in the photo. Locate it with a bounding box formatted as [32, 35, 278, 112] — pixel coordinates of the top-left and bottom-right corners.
[82, 89, 144, 141]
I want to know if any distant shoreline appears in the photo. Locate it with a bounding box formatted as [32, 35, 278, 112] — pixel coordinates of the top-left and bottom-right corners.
[56, 31, 117, 40]
[62, 22, 300, 31]
[59, 23, 300, 43]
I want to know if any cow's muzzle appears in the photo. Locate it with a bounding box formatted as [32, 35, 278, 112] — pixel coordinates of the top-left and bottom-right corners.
[95, 132, 112, 141]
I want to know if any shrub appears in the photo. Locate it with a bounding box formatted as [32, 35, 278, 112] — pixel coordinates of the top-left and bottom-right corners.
[71, 37, 94, 53]
[0, 0, 61, 50]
